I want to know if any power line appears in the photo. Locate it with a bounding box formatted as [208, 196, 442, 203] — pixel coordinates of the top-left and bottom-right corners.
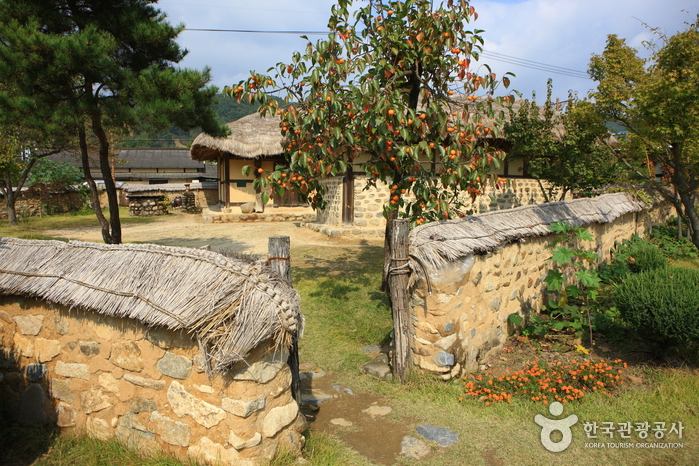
[480, 51, 590, 80]
[182, 27, 591, 80]
[184, 28, 327, 35]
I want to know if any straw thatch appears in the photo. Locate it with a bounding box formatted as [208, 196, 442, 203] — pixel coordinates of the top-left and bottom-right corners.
[0, 238, 302, 374]
[408, 193, 645, 285]
[190, 112, 286, 162]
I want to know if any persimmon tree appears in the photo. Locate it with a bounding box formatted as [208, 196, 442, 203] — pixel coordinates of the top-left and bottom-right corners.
[226, 0, 513, 226]
[588, 16, 699, 248]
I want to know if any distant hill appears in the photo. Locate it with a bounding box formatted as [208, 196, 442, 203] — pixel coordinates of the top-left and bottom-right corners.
[121, 94, 268, 148]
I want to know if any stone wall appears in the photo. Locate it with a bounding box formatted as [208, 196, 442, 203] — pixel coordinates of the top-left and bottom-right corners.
[316, 178, 343, 226]
[409, 200, 673, 380]
[0, 296, 305, 466]
[0, 191, 83, 220]
[315, 176, 557, 233]
[127, 195, 168, 216]
[471, 178, 553, 214]
[353, 176, 390, 229]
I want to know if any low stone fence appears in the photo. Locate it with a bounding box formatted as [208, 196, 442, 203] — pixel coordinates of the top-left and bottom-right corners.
[126, 195, 168, 216]
[0, 238, 305, 465]
[0, 296, 304, 465]
[407, 193, 673, 379]
[0, 190, 83, 220]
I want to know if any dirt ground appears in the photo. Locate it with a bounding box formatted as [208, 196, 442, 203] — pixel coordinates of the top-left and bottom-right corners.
[39, 210, 383, 257]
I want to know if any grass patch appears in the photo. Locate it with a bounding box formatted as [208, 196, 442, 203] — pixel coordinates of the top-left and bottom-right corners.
[270, 432, 373, 466]
[294, 245, 393, 373]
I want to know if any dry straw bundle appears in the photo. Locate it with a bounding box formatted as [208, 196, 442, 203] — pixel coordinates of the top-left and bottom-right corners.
[0, 238, 302, 374]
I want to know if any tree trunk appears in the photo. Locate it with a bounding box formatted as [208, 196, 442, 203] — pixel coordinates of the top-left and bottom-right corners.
[679, 190, 699, 250]
[91, 112, 121, 244]
[3, 186, 18, 226]
[387, 219, 411, 383]
[79, 127, 112, 240]
[268, 236, 301, 405]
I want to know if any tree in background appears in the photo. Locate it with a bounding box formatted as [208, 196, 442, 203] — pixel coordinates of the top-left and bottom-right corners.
[226, 0, 513, 226]
[0, 0, 227, 243]
[505, 80, 619, 202]
[0, 125, 68, 225]
[588, 16, 699, 248]
[26, 159, 86, 217]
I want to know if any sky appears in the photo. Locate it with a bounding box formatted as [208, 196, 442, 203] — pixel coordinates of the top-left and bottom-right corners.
[157, 0, 697, 103]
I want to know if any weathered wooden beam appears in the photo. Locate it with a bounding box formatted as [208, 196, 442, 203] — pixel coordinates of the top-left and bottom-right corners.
[388, 219, 411, 383]
[268, 236, 300, 403]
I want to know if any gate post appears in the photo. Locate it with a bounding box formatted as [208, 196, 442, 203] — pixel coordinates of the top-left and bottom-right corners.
[388, 219, 411, 383]
[268, 236, 301, 403]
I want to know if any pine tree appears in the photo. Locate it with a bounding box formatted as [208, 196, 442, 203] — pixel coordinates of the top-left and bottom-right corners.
[0, 0, 227, 242]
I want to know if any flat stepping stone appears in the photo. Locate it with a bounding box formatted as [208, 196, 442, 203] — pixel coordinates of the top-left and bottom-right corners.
[416, 425, 459, 447]
[400, 436, 431, 459]
[362, 405, 392, 416]
[300, 389, 334, 405]
[330, 418, 354, 427]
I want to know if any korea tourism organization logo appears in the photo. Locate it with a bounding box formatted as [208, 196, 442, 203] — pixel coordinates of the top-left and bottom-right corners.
[534, 402, 685, 452]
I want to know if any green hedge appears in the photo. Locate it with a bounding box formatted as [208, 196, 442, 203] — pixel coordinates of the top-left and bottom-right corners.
[614, 266, 699, 348]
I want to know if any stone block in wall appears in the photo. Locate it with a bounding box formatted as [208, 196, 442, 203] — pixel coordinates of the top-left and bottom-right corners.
[150, 411, 191, 447]
[157, 352, 192, 379]
[115, 412, 159, 454]
[167, 381, 227, 428]
[109, 341, 144, 372]
[262, 401, 299, 438]
[13, 315, 44, 335]
[221, 395, 266, 418]
[123, 373, 168, 391]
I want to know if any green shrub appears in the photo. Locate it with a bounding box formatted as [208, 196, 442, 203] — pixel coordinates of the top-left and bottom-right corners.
[648, 217, 699, 260]
[614, 266, 699, 349]
[612, 235, 668, 275]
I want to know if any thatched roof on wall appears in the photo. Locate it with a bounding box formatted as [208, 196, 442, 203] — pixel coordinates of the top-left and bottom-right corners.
[190, 112, 286, 162]
[408, 192, 645, 283]
[0, 238, 301, 374]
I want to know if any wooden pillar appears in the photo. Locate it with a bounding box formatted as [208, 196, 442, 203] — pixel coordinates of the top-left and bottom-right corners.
[388, 219, 411, 383]
[268, 236, 301, 404]
[223, 154, 231, 207]
[342, 165, 355, 226]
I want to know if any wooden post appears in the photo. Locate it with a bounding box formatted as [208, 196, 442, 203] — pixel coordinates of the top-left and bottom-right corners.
[342, 165, 355, 226]
[388, 219, 411, 383]
[268, 236, 301, 404]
